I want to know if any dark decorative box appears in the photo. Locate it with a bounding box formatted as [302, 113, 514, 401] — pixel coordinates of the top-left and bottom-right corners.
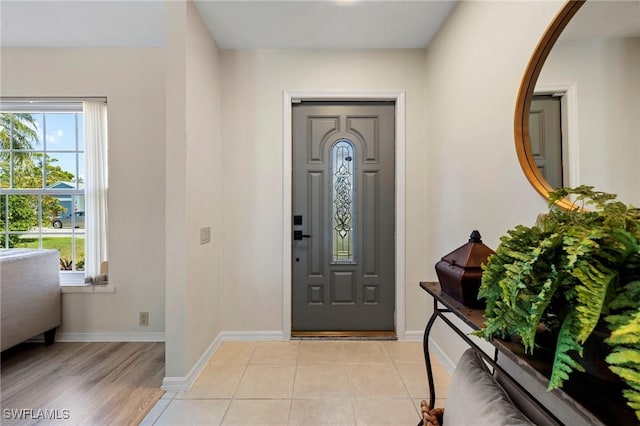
[435, 230, 495, 308]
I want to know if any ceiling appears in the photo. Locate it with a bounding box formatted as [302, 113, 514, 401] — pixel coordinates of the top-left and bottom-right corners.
[1, 1, 638, 49]
[0, 0, 456, 49]
[0, 1, 166, 48]
[194, 1, 457, 49]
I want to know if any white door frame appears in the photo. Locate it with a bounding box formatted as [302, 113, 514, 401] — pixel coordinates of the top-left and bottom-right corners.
[534, 83, 580, 188]
[282, 90, 406, 339]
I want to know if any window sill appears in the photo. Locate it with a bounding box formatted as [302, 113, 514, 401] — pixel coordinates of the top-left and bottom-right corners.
[60, 271, 86, 285]
[60, 284, 116, 294]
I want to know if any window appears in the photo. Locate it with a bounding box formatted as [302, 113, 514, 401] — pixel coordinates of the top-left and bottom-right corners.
[0, 99, 107, 284]
[331, 139, 355, 263]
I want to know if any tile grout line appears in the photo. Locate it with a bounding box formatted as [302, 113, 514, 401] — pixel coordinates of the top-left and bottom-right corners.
[150, 392, 177, 425]
[219, 342, 257, 425]
[352, 397, 359, 426]
[287, 341, 299, 415]
[390, 358, 423, 419]
[286, 343, 300, 425]
[218, 364, 248, 425]
[384, 341, 427, 421]
[391, 342, 425, 424]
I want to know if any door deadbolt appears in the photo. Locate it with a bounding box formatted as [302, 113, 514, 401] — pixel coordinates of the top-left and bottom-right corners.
[293, 230, 312, 240]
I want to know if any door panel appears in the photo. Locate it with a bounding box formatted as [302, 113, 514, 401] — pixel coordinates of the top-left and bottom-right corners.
[308, 117, 338, 162]
[292, 102, 395, 331]
[348, 116, 380, 162]
[307, 171, 324, 276]
[530, 95, 563, 188]
[363, 171, 379, 277]
[332, 271, 355, 304]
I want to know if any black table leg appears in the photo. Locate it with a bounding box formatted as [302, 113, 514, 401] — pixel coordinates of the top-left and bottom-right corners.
[418, 304, 440, 426]
[423, 299, 440, 410]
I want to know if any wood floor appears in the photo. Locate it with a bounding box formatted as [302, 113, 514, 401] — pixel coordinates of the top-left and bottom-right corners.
[1, 342, 165, 425]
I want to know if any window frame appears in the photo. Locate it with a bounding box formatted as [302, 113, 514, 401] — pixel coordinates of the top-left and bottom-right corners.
[0, 100, 91, 285]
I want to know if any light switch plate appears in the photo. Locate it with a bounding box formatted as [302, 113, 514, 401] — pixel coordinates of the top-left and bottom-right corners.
[200, 227, 211, 245]
[139, 312, 149, 326]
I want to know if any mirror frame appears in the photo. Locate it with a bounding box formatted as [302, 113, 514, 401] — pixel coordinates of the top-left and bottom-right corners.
[514, 0, 586, 209]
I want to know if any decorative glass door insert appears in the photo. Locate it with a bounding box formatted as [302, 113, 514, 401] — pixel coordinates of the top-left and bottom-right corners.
[331, 139, 355, 263]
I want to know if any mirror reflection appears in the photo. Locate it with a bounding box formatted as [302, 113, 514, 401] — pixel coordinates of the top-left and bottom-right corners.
[529, 0, 640, 205]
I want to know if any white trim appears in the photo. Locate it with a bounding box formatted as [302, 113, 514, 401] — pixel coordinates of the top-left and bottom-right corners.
[282, 90, 407, 339]
[60, 271, 89, 286]
[160, 331, 286, 392]
[428, 336, 456, 374]
[162, 333, 223, 391]
[219, 330, 286, 341]
[60, 285, 116, 294]
[402, 330, 424, 342]
[161, 377, 190, 392]
[283, 91, 293, 340]
[399, 330, 456, 374]
[54, 331, 164, 342]
[395, 92, 406, 339]
[534, 83, 580, 188]
[0, 99, 86, 112]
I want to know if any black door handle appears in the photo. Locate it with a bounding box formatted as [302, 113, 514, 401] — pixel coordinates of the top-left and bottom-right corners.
[294, 230, 312, 240]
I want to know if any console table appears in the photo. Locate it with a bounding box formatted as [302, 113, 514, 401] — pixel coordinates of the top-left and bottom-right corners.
[419, 281, 634, 426]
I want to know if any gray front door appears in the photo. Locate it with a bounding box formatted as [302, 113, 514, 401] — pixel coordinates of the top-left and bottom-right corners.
[292, 102, 395, 331]
[530, 95, 563, 189]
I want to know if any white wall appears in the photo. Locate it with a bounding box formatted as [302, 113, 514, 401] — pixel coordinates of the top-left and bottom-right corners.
[1, 48, 166, 336]
[539, 36, 640, 205]
[423, 0, 564, 363]
[220, 49, 429, 332]
[184, 0, 223, 372]
[164, 0, 223, 378]
[165, 0, 188, 378]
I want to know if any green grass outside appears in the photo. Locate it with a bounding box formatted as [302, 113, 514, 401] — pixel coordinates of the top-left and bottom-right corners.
[15, 237, 85, 270]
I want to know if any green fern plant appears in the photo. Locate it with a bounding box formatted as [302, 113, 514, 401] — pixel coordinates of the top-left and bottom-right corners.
[606, 281, 640, 415]
[475, 186, 640, 421]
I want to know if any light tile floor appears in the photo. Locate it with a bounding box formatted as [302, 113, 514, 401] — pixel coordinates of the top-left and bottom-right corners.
[141, 340, 451, 426]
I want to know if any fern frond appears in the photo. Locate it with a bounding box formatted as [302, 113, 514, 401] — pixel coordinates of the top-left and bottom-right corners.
[608, 366, 640, 388]
[571, 259, 616, 343]
[606, 350, 640, 366]
[608, 332, 640, 345]
[620, 388, 640, 420]
[608, 309, 640, 345]
[608, 281, 640, 311]
[525, 269, 560, 352]
[606, 294, 640, 421]
[549, 311, 585, 390]
[609, 335, 640, 346]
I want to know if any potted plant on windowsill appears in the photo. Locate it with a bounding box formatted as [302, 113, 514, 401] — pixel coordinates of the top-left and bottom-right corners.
[474, 186, 640, 421]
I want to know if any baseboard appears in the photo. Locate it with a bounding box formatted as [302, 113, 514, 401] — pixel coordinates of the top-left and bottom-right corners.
[160, 330, 285, 392]
[402, 330, 424, 341]
[219, 330, 286, 341]
[402, 330, 456, 374]
[161, 376, 190, 392]
[162, 333, 223, 392]
[427, 337, 456, 374]
[34, 331, 166, 342]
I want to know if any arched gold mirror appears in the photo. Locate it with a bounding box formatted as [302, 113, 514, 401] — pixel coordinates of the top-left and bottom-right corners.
[515, 0, 640, 209]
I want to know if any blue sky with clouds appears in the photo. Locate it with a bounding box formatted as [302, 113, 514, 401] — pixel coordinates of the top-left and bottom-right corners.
[31, 113, 84, 185]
